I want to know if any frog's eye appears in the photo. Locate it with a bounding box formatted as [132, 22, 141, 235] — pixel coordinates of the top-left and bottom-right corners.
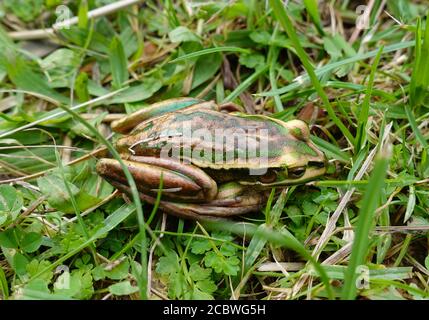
[289, 167, 306, 179]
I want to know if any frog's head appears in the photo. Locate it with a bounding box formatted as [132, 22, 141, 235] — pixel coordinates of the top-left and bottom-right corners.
[245, 119, 327, 187]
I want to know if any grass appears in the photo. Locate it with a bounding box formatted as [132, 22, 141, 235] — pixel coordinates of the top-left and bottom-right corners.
[0, 0, 428, 300]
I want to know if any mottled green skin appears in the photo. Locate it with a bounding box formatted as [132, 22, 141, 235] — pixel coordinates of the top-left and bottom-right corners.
[111, 97, 202, 134]
[115, 106, 325, 172]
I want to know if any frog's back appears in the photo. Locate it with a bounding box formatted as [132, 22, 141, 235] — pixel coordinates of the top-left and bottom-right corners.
[115, 109, 321, 169]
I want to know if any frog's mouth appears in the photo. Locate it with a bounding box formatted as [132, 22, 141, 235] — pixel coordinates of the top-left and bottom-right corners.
[239, 161, 327, 187]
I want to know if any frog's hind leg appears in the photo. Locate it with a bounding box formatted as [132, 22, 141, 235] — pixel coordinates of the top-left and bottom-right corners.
[96, 156, 218, 202]
[111, 184, 266, 220]
[140, 191, 267, 220]
[109, 180, 267, 220]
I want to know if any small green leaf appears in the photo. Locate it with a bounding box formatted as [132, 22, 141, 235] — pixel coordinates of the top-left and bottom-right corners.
[168, 26, 200, 43]
[26, 260, 53, 282]
[40, 48, 79, 88]
[195, 279, 217, 294]
[211, 231, 234, 242]
[0, 229, 19, 249]
[191, 287, 214, 300]
[78, 0, 88, 29]
[13, 252, 29, 276]
[286, 205, 303, 225]
[109, 78, 162, 104]
[302, 200, 318, 216]
[189, 263, 211, 281]
[54, 269, 94, 299]
[108, 281, 139, 296]
[156, 251, 180, 275]
[0, 185, 23, 226]
[91, 266, 105, 281]
[5, 55, 69, 104]
[104, 259, 130, 280]
[109, 36, 129, 89]
[404, 186, 416, 222]
[37, 174, 100, 213]
[191, 53, 222, 89]
[204, 251, 240, 276]
[239, 52, 265, 69]
[323, 36, 342, 60]
[74, 72, 90, 102]
[190, 239, 212, 255]
[21, 232, 43, 253]
[219, 243, 237, 257]
[3, 0, 44, 22]
[169, 272, 186, 299]
[0, 265, 9, 299]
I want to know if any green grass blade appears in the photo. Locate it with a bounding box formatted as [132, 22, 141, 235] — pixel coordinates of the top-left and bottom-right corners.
[405, 106, 429, 148]
[244, 189, 288, 271]
[267, 27, 284, 112]
[355, 46, 384, 151]
[0, 88, 126, 140]
[370, 279, 429, 298]
[77, 0, 89, 29]
[165, 0, 180, 28]
[222, 65, 268, 103]
[341, 147, 391, 300]
[3, 55, 69, 105]
[109, 36, 129, 89]
[170, 47, 250, 63]
[409, 17, 421, 107]
[260, 41, 415, 96]
[303, 0, 324, 36]
[54, 149, 98, 264]
[311, 135, 351, 163]
[244, 223, 269, 270]
[269, 0, 354, 144]
[410, 12, 429, 107]
[0, 266, 9, 299]
[51, 105, 148, 299]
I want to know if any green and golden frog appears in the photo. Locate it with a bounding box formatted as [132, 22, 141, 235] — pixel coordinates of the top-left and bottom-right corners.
[96, 98, 326, 220]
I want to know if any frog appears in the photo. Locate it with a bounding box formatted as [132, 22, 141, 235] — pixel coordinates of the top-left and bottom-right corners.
[96, 97, 327, 220]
